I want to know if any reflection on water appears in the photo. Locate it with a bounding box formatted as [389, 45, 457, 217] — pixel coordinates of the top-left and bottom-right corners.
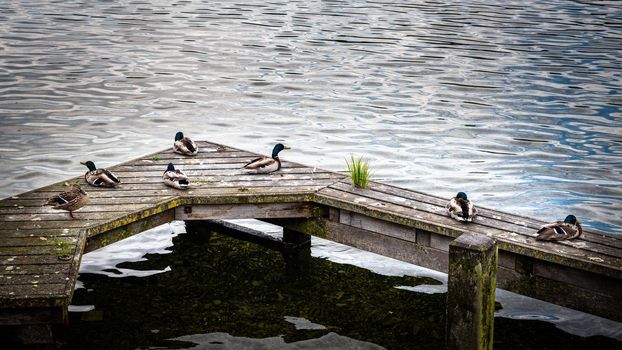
[0, 0, 620, 233]
[66, 221, 622, 349]
[68, 222, 447, 349]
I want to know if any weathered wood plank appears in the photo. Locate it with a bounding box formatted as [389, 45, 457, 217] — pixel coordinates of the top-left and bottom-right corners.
[0, 273, 70, 285]
[110, 167, 340, 178]
[6, 180, 342, 202]
[0, 256, 74, 266]
[330, 182, 622, 259]
[270, 217, 450, 273]
[175, 202, 320, 221]
[80, 200, 180, 238]
[94, 172, 343, 185]
[0, 245, 78, 256]
[346, 180, 620, 248]
[133, 150, 257, 160]
[0, 210, 154, 222]
[318, 186, 477, 237]
[0, 196, 168, 208]
[316, 187, 622, 279]
[85, 210, 175, 252]
[325, 184, 622, 261]
[0, 283, 66, 298]
[0, 236, 78, 247]
[116, 156, 265, 167]
[111, 160, 309, 172]
[0, 217, 112, 230]
[34, 178, 341, 192]
[339, 210, 417, 243]
[0, 264, 71, 276]
[0, 203, 155, 215]
[184, 185, 337, 198]
[0, 229, 79, 239]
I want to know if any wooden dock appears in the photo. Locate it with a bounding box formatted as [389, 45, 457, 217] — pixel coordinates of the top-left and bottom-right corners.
[1, 141, 621, 344]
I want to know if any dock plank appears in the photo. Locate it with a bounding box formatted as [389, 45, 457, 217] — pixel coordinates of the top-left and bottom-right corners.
[316, 185, 622, 279]
[0, 273, 70, 286]
[349, 180, 621, 248]
[328, 181, 622, 260]
[0, 264, 72, 276]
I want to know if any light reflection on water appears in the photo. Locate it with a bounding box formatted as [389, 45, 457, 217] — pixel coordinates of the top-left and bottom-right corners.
[0, 0, 621, 233]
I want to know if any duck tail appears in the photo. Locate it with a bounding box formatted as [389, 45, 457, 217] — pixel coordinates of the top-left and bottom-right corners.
[186, 140, 196, 153]
[459, 200, 470, 220]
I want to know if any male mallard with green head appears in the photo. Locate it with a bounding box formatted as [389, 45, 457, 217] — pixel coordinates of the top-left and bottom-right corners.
[173, 131, 198, 156]
[242, 143, 290, 174]
[163, 163, 190, 189]
[81, 161, 120, 187]
[446, 192, 477, 222]
[536, 215, 582, 241]
[46, 184, 90, 219]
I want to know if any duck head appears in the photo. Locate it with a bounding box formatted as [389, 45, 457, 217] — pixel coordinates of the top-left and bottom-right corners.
[166, 163, 176, 172]
[456, 192, 468, 200]
[175, 132, 184, 141]
[80, 161, 97, 172]
[271, 143, 291, 158]
[564, 215, 580, 225]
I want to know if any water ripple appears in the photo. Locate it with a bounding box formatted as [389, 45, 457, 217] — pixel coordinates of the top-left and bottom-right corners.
[0, 0, 621, 233]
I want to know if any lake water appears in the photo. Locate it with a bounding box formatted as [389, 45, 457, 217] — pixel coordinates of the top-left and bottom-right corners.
[0, 0, 621, 233]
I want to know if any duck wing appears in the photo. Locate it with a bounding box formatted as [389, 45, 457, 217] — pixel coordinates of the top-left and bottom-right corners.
[446, 198, 474, 221]
[174, 138, 198, 154]
[87, 169, 120, 187]
[101, 169, 120, 184]
[536, 222, 582, 241]
[243, 156, 278, 169]
[46, 189, 79, 207]
[183, 138, 197, 153]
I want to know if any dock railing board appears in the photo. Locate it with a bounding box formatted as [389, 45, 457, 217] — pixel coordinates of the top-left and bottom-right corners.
[1, 141, 621, 342]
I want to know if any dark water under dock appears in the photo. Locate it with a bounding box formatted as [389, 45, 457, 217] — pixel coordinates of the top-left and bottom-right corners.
[63, 223, 621, 350]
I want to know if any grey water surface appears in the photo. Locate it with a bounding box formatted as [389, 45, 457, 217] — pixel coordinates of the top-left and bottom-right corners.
[0, 0, 621, 234]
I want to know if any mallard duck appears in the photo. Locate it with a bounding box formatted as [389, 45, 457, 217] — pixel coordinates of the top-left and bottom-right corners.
[242, 143, 290, 174]
[163, 163, 189, 189]
[80, 161, 120, 187]
[46, 184, 90, 219]
[173, 131, 198, 156]
[536, 215, 582, 241]
[446, 192, 477, 222]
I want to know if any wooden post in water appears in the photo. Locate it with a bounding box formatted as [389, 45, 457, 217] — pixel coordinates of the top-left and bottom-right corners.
[185, 220, 215, 240]
[446, 232, 497, 350]
[282, 228, 312, 278]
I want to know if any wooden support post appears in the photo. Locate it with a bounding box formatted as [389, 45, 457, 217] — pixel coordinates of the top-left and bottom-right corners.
[185, 220, 214, 236]
[446, 233, 497, 350]
[282, 229, 311, 279]
[184, 220, 215, 246]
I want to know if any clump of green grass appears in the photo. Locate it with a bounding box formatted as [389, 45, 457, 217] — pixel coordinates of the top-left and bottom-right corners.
[345, 155, 372, 189]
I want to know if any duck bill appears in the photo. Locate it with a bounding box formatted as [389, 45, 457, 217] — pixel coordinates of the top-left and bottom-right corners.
[283, 145, 291, 150]
[79, 161, 86, 165]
